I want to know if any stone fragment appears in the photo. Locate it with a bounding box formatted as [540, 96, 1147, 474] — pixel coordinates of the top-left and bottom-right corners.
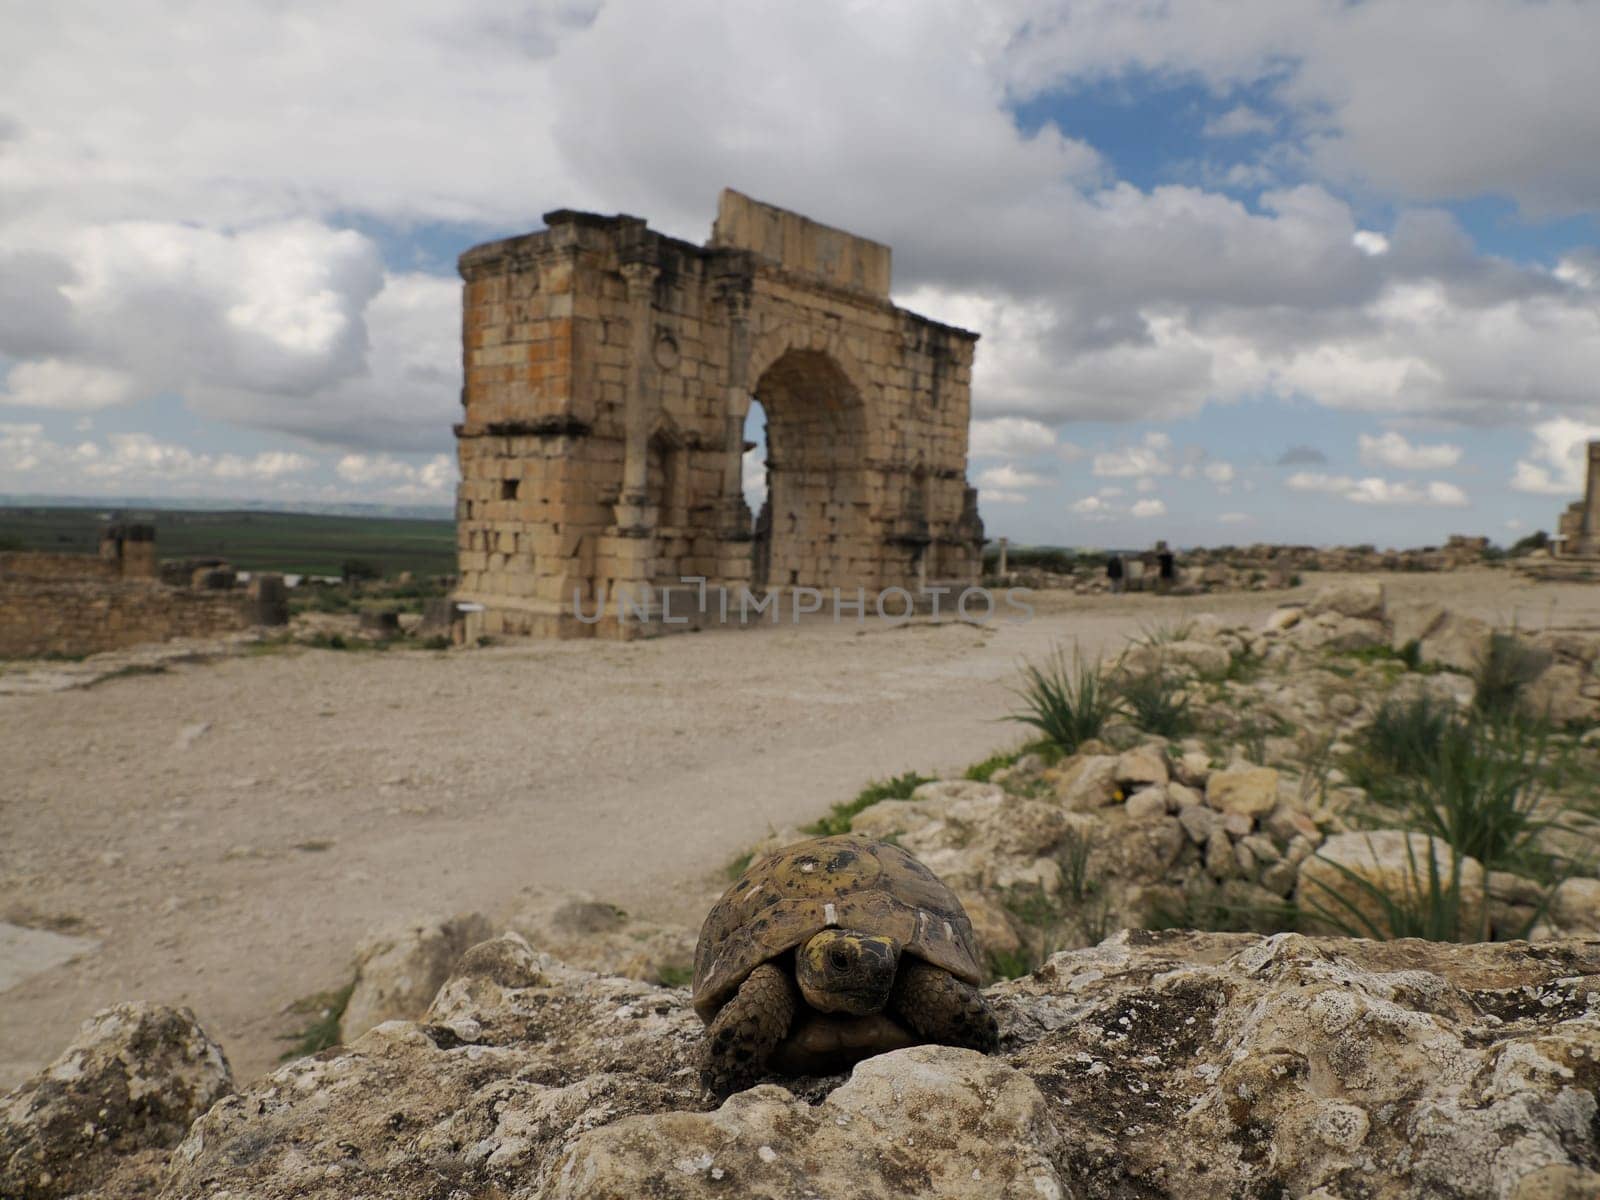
[1264, 606, 1303, 633]
[1115, 744, 1170, 788]
[1175, 752, 1212, 788]
[1178, 803, 1219, 845]
[1419, 612, 1493, 674]
[1206, 766, 1281, 817]
[1206, 829, 1238, 880]
[546, 1047, 1067, 1200]
[1124, 787, 1169, 821]
[1552, 878, 1600, 933]
[1054, 755, 1122, 809]
[1306, 580, 1386, 622]
[0, 1003, 233, 1200]
[340, 911, 497, 1042]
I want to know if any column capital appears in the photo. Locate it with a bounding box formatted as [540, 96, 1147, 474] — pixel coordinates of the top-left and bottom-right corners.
[620, 260, 659, 300]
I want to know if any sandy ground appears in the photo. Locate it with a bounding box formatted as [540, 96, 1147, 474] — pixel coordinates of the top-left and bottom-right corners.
[4, 568, 1599, 1089]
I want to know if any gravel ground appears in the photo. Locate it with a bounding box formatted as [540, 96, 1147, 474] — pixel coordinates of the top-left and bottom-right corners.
[3, 568, 1595, 1089]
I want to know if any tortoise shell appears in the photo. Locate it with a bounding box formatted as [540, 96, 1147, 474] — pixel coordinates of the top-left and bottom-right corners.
[692, 834, 983, 1022]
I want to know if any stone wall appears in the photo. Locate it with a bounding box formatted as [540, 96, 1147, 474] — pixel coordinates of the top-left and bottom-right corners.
[0, 578, 265, 659]
[0, 551, 120, 582]
[453, 188, 984, 639]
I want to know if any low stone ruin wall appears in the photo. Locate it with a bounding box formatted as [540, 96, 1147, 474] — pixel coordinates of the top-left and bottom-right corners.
[0, 551, 119, 582]
[0, 578, 268, 659]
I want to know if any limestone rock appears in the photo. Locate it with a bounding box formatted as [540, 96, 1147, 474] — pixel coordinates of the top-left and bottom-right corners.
[54, 931, 1600, 1199]
[0, 1003, 233, 1200]
[1052, 754, 1121, 809]
[1391, 602, 1447, 649]
[1297, 831, 1486, 938]
[1307, 579, 1386, 622]
[1522, 663, 1596, 727]
[1264, 606, 1303, 633]
[1175, 751, 1211, 787]
[1161, 639, 1232, 677]
[1420, 611, 1494, 674]
[546, 1047, 1066, 1199]
[340, 911, 497, 1042]
[1123, 787, 1169, 821]
[1206, 766, 1280, 817]
[510, 893, 697, 986]
[1553, 878, 1600, 933]
[1115, 744, 1169, 788]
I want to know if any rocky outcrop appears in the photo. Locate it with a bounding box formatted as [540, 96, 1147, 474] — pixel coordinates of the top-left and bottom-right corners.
[340, 911, 496, 1041]
[62, 931, 1600, 1199]
[0, 1003, 233, 1200]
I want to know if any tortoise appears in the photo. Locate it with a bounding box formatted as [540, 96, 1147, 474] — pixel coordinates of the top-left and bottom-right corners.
[692, 833, 999, 1092]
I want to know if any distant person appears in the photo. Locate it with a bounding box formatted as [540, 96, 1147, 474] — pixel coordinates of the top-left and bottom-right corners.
[1106, 554, 1124, 595]
[1158, 547, 1176, 593]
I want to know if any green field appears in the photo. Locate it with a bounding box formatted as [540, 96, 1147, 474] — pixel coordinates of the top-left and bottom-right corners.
[0, 506, 457, 578]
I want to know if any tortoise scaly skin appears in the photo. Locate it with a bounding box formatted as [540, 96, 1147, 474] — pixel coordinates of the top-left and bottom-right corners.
[692, 834, 999, 1093]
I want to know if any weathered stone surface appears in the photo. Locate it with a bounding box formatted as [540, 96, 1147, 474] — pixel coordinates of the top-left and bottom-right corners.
[1297, 831, 1486, 937]
[510, 892, 696, 985]
[0, 1003, 233, 1200]
[140, 931, 1600, 1200]
[1420, 611, 1494, 673]
[1306, 579, 1387, 622]
[340, 911, 497, 1041]
[1553, 878, 1600, 933]
[1391, 601, 1447, 649]
[1522, 662, 1597, 726]
[1114, 744, 1168, 788]
[1161, 639, 1232, 677]
[1052, 754, 1121, 809]
[1123, 787, 1168, 821]
[546, 1047, 1064, 1199]
[1206, 766, 1280, 817]
[1264, 606, 1303, 633]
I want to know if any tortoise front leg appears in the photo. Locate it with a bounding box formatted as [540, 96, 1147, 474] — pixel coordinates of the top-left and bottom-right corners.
[889, 959, 1000, 1053]
[701, 962, 798, 1094]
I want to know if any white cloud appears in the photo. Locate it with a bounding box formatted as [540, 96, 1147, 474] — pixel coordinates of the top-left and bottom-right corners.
[968, 416, 1057, 459]
[742, 446, 766, 507]
[1, 360, 135, 411]
[1202, 106, 1274, 139]
[1285, 471, 1468, 507]
[0, 424, 320, 493]
[1352, 231, 1390, 257]
[981, 489, 1028, 506]
[1093, 432, 1173, 478]
[1511, 418, 1600, 496]
[335, 452, 456, 497]
[1130, 498, 1167, 518]
[976, 464, 1050, 490]
[1203, 461, 1236, 485]
[1071, 495, 1110, 516]
[1358, 430, 1462, 471]
[1218, 512, 1252, 524]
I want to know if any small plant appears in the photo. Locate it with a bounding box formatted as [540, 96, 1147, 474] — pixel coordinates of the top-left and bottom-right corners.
[1300, 836, 1483, 942]
[805, 771, 932, 836]
[279, 979, 355, 1060]
[418, 634, 451, 651]
[1133, 619, 1195, 648]
[724, 851, 755, 881]
[1473, 632, 1548, 722]
[84, 663, 168, 687]
[1116, 668, 1193, 738]
[1009, 646, 1118, 755]
[1146, 884, 1297, 935]
[964, 748, 1023, 782]
[1354, 695, 1457, 785]
[656, 963, 693, 988]
[1409, 719, 1555, 874]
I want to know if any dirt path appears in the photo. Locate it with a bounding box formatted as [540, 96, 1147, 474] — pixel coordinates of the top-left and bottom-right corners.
[3, 568, 1595, 1089]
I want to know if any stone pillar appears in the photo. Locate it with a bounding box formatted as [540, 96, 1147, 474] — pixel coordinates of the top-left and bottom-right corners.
[718, 282, 755, 539]
[1580, 441, 1600, 553]
[247, 574, 289, 626]
[614, 260, 659, 533]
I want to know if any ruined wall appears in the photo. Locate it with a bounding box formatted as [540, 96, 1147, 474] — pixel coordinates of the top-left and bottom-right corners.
[454, 189, 984, 639]
[0, 536, 284, 660]
[0, 580, 259, 659]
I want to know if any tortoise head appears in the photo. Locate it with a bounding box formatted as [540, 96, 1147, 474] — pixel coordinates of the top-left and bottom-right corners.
[795, 929, 900, 1015]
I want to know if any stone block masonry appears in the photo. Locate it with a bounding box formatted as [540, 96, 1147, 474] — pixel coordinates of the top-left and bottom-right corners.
[453, 188, 986, 639]
[0, 526, 288, 659]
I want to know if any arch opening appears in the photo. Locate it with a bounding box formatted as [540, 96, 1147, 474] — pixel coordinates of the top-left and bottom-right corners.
[747, 348, 868, 591]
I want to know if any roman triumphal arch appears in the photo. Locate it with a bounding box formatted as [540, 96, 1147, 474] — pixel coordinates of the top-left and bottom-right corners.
[452, 189, 985, 638]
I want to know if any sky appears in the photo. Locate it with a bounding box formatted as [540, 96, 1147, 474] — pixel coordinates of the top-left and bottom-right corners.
[2, 1, 1598, 547]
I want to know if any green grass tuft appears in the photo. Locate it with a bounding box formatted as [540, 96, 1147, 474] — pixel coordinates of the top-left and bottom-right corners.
[279, 979, 355, 1060]
[1009, 646, 1119, 755]
[1116, 667, 1194, 738]
[804, 771, 933, 836]
[1473, 632, 1548, 722]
